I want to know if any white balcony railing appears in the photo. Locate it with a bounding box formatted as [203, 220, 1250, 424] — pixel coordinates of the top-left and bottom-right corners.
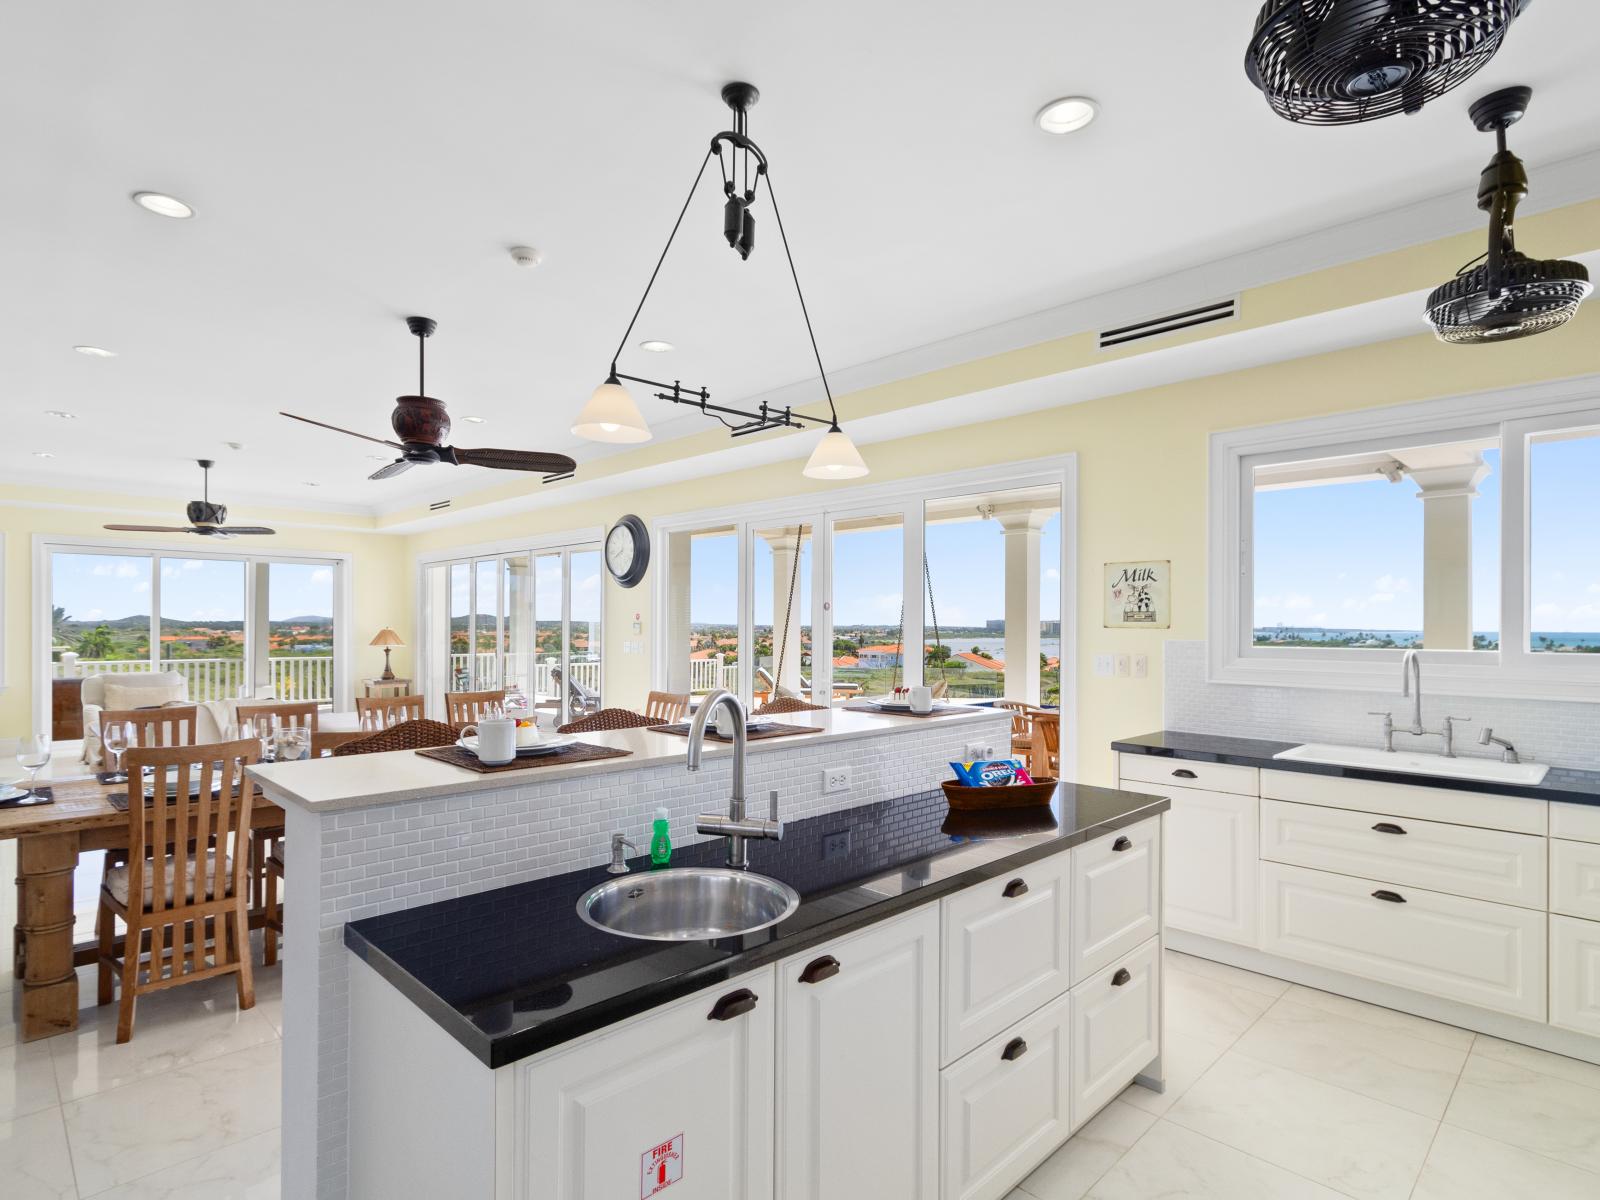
[54, 655, 335, 704]
[446, 653, 602, 700]
[688, 656, 739, 694]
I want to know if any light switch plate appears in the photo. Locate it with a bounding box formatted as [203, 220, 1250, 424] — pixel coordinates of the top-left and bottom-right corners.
[1133, 654, 1148, 678]
[1115, 653, 1132, 677]
[1093, 654, 1113, 677]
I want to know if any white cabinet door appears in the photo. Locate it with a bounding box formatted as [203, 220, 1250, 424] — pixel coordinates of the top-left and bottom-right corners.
[940, 993, 1073, 1200]
[942, 854, 1073, 1065]
[1147, 784, 1258, 946]
[1118, 753, 1258, 797]
[513, 966, 776, 1200]
[1260, 862, 1546, 1021]
[776, 907, 939, 1200]
[1551, 839, 1600, 921]
[1070, 817, 1161, 982]
[1261, 799, 1547, 910]
[1550, 914, 1600, 1037]
[1070, 938, 1160, 1127]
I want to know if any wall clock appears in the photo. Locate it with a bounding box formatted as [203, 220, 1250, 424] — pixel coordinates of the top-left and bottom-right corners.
[604, 514, 650, 588]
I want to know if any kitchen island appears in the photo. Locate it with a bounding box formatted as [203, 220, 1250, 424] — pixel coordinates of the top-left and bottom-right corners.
[250, 705, 1013, 1200]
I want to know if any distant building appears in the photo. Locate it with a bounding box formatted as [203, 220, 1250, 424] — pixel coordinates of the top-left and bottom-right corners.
[857, 643, 906, 668]
[985, 619, 1005, 632]
[1040, 620, 1060, 637]
[954, 651, 1004, 672]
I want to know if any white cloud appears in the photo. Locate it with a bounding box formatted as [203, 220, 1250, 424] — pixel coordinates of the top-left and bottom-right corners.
[83, 608, 104, 621]
[1044, 568, 1060, 582]
[182, 559, 205, 571]
[91, 560, 142, 579]
[1372, 574, 1411, 594]
[133, 581, 150, 594]
[1533, 602, 1563, 619]
[1283, 593, 1314, 611]
[1308, 612, 1328, 624]
[310, 568, 333, 585]
[1587, 582, 1600, 595]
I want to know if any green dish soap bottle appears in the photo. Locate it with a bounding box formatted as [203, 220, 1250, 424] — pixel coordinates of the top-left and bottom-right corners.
[649, 806, 673, 868]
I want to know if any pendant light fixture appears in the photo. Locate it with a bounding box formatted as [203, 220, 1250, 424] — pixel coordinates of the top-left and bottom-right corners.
[573, 82, 868, 479]
[1425, 86, 1592, 345]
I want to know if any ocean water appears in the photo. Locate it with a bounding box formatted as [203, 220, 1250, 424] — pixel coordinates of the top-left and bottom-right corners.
[1253, 627, 1600, 649]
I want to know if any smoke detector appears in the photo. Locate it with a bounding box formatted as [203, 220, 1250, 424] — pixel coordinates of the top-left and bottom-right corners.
[509, 245, 543, 269]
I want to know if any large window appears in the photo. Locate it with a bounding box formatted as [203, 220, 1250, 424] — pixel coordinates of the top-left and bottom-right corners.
[1210, 384, 1600, 699]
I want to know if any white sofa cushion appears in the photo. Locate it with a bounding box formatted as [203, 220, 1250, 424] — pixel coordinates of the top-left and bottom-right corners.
[102, 679, 187, 714]
[105, 851, 234, 908]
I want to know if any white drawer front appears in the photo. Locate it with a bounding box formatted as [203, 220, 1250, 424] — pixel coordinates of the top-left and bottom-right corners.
[1551, 839, 1600, 921]
[1119, 753, 1258, 797]
[1261, 799, 1546, 910]
[1551, 803, 1600, 845]
[1161, 786, 1259, 946]
[1071, 818, 1161, 982]
[939, 993, 1072, 1200]
[942, 853, 1072, 1065]
[1069, 938, 1160, 1127]
[1260, 862, 1546, 1021]
[1261, 770, 1546, 835]
[1550, 914, 1600, 1038]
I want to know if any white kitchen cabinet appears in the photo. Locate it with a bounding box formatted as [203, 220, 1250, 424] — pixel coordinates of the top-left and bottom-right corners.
[514, 965, 777, 1200]
[1070, 938, 1160, 1124]
[1551, 803, 1600, 845]
[1550, 914, 1600, 1038]
[1551, 838, 1600, 922]
[776, 907, 939, 1200]
[941, 854, 1073, 1065]
[1261, 799, 1547, 910]
[1117, 753, 1258, 797]
[1070, 817, 1161, 982]
[1260, 861, 1546, 1021]
[1150, 784, 1258, 946]
[940, 992, 1073, 1200]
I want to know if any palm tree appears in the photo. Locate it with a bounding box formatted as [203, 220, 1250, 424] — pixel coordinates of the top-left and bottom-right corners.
[76, 624, 116, 660]
[52, 605, 72, 642]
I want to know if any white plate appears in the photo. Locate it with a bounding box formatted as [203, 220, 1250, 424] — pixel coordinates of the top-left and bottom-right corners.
[515, 735, 578, 757]
[0, 785, 32, 802]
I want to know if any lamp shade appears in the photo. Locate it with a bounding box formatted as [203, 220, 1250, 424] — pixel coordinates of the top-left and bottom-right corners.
[803, 426, 868, 480]
[369, 627, 405, 648]
[572, 377, 652, 443]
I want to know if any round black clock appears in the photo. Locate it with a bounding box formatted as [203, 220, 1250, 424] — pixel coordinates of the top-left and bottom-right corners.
[604, 514, 650, 588]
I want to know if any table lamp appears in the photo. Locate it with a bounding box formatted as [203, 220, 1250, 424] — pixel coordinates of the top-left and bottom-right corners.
[369, 627, 405, 680]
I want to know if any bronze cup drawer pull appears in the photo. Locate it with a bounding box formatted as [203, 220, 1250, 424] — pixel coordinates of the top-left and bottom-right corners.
[1112, 836, 1133, 852]
[1371, 889, 1407, 904]
[707, 988, 758, 1021]
[1171, 768, 1198, 779]
[1371, 822, 1408, 835]
[798, 955, 840, 985]
[1002, 877, 1029, 899]
[1112, 967, 1133, 986]
[1002, 1037, 1028, 1061]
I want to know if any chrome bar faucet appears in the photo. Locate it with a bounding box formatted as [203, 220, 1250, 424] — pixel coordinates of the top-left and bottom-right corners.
[689, 689, 782, 869]
[1478, 727, 1521, 763]
[1399, 650, 1424, 735]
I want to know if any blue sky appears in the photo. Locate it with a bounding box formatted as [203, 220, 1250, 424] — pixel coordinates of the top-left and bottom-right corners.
[52, 554, 335, 623]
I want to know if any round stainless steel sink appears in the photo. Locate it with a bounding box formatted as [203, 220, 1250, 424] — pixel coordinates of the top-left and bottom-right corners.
[576, 867, 801, 942]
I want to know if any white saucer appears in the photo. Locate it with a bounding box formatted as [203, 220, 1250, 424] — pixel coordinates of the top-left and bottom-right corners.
[0, 785, 32, 802]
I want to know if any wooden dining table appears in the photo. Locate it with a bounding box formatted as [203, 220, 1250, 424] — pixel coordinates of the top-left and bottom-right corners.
[0, 737, 371, 1042]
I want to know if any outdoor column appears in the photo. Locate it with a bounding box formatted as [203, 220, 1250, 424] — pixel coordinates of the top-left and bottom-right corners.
[763, 528, 805, 698]
[997, 510, 1049, 704]
[1406, 455, 1491, 650]
[666, 532, 693, 694]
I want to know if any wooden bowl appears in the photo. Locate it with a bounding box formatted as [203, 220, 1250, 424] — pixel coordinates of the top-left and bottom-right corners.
[941, 777, 1058, 811]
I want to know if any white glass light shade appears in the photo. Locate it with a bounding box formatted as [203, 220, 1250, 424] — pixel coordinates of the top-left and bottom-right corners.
[802, 426, 868, 479]
[572, 379, 652, 443]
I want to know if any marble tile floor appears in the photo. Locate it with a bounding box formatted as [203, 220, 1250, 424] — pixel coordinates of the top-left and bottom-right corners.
[5, 946, 1600, 1198]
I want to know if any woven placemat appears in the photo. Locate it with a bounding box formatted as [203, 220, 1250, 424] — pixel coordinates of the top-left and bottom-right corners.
[653, 721, 818, 742]
[415, 742, 632, 774]
[843, 703, 988, 718]
[0, 786, 54, 810]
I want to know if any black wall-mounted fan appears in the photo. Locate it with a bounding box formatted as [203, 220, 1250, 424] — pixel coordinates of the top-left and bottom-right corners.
[1245, 0, 1528, 126]
[282, 317, 577, 483]
[104, 459, 276, 537]
[1426, 87, 1592, 345]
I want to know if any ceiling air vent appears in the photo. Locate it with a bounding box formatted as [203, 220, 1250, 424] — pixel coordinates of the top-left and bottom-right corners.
[1098, 298, 1238, 350]
[428, 499, 451, 512]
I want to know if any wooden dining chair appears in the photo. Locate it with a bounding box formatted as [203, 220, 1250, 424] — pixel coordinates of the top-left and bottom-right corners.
[97, 738, 259, 1042]
[330, 718, 461, 756]
[1034, 712, 1061, 776]
[995, 700, 1036, 772]
[644, 691, 690, 724]
[99, 705, 201, 751]
[445, 689, 506, 724]
[557, 708, 660, 734]
[355, 693, 425, 730]
[236, 699, 320, 734]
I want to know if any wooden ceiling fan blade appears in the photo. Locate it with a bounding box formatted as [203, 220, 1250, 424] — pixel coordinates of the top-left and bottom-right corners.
[225, 526, 278, 535]
[449, 447, 578, 475]
[103, 524, 196, 533]
[369, 459, 415, 481]
[281, 412, 404, 450]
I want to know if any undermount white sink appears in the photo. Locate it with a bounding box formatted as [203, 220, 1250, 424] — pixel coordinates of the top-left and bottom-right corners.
[1273, 742, 1550, 786]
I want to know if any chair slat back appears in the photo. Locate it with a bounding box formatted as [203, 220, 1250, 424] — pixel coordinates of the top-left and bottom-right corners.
[122, 739, 258, 930]
[101, 705, 200, 751]
[237, 700, 319, 735]
[355, 694, 425, 729]
[445, 690, 506, 724]
[644, 691, 690, 723]
[1035, 713, 1061, 762]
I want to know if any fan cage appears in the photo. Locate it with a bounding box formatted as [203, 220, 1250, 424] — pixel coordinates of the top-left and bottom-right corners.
[1425, 255, 1593, 345]
[1245, 0, 1524, 125]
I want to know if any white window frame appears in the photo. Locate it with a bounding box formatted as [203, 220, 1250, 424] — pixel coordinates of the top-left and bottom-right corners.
[652, 454, 1077, 761]
[32, 534, 354, 736]
[1208, 372, 1600, 701]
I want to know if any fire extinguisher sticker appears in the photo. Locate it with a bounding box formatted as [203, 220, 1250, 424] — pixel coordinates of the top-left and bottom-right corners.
[640, 1132, 684, 1196]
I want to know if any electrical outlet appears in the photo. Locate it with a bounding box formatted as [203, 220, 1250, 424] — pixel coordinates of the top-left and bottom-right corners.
[1115, 653, 1132, 677]
[823, 766, 852, 794]
[821, 830, 851, 860]
[1132, 654, 1148, 679]
[966, 741, 998, 761]
[1093, 654, 1113, 677]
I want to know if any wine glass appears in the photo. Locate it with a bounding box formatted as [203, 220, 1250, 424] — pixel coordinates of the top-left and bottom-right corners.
[102, 720, 132, 784]
[18, 734, 51, 800]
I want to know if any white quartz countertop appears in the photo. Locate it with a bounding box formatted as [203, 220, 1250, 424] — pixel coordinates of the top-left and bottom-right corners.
[248, 706, 1003, 814]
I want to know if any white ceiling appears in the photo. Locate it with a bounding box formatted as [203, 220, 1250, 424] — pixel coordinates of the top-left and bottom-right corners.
[7, 1, 1599, 514]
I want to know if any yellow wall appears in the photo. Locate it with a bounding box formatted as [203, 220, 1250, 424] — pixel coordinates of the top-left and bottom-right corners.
[0, 488, 411, 737]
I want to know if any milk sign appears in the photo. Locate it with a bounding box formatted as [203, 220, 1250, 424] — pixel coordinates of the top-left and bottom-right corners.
[1105, 560, 1170, 629]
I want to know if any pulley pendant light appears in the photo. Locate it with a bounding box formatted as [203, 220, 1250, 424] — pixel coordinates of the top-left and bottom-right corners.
[573, 82, 868, 479]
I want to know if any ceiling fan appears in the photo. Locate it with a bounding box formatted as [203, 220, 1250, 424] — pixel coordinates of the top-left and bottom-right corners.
[104, 459, 276, 538]
[282, 316, 578, 483]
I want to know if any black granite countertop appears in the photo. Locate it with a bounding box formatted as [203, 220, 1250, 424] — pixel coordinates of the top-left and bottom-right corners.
[1114, 730, 1600, 807]
[344, 782, 1168, 1068]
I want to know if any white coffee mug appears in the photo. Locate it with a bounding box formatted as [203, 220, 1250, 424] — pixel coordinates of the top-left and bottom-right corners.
[462, 717, 517, 765]
[909, 685, 934, 713]
[714, 706, 739, 738]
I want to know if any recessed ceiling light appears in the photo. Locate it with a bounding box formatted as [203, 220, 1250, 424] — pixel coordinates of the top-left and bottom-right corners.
[1035, 96, 1099, 135]
[462, 415, 487, 423]
[639, 339, 674, 353]
[509, 245, 543, 269]
[132, 190, 195, 219]
[32, 451, 55, 460]
[45, 410, 77, 420]
[74, 345, 117, 358]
